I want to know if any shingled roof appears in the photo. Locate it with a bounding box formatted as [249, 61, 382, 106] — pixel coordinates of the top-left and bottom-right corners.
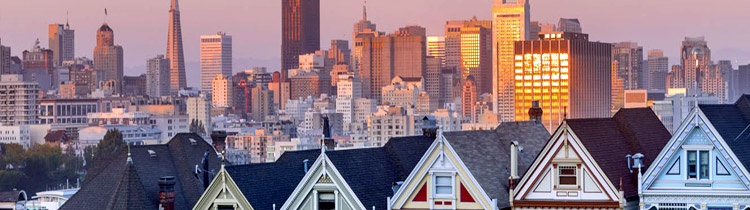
[60, 133, 222, 210]
[565, 108, 671, 201]
[226, 135, 434, 210]
[699, 94, 750, 169]
[442, 121, 550, 209]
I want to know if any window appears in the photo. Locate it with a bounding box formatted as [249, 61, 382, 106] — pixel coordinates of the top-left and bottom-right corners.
[687, 150, 709, 180]
[434, 176, 453, 196]
[716, 158, 730, 175]
[318, 193, 335, 210]
[558, 166, 577, 186]
[217, 205, 235, 210]
[667, 157, 681, 175]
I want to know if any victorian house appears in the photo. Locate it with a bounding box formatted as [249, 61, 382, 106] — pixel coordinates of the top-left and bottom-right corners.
[511, 108, 671, 209]
[388, 121, 550, 210]
[639, 95, 750, 210]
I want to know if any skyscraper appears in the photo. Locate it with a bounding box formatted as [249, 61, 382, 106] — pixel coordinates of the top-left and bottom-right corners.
[93, 23, 124, 94]
[646, 50, 668, 91]
[611, 41, 643, 112]
[0, 75, 39, 126]
[492, 0, 530, 122]
[282, 0, 320, 82]
[167, 0, 187, 93]
[445, 17, 491, 70]
[353, 0, 377, 44]
[459, 23, 492, 94]
[211, 74, 233, 108]
[668, 37, 711, 95]
[328, 40, 350, 66]
[425, 56, 443, 106]
[146, 55, 170, 97]
[0, 38, 9, 74]
[461, 76, 478, 120]
[426, 36, 446, 64]
[48, 23, 74, 66]
[514, 32, 612, 133]
[557, 18, 582, 33]
[200, 32, 232, 94]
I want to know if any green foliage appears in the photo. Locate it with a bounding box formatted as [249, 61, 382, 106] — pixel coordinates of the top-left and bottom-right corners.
[1, 144, 25, 169]
[93, 129, 125, 161]
[0, 170, 25, 190]
[0, 143, 82, 194]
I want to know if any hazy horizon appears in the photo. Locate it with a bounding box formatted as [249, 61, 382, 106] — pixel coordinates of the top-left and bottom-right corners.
[1, 0, 749, 87]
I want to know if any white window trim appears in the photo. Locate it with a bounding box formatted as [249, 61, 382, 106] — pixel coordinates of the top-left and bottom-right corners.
[430, 171, 456, 199]
[682, 145, 713, 181]
[556, 164, 578, 188]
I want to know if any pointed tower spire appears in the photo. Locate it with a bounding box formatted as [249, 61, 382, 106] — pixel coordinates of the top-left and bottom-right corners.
[362, 0, 367, 21]
[171, 0, 179, 11]
[167, 0, 186, 93]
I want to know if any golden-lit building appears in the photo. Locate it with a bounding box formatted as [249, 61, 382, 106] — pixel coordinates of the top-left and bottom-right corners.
[492, 0, 530, 122]
[459, 25, 491, 94]
[513, 32, 612, 132]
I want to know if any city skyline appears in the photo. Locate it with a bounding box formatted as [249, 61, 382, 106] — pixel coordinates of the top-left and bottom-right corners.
[1, 0, 749, 89]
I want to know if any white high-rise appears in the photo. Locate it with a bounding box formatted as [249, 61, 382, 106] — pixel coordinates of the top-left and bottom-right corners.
[211, 74, 233, 108]
[335, 73, 362, 125]
[146, 55, 170, 97]
[0, 75, 39, 126]
[492, 0, 530, 122]
[200, 32, 232, 93]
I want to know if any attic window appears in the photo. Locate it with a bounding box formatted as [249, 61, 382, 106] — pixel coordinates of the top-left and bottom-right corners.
[189, 138, 197, 145]
[147, 150, 156, 157]
[558, 165, 577, 186]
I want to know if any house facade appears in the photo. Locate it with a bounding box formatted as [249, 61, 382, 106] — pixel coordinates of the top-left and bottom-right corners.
[512, 108, 671, 210]
[639, 96, 750, 210]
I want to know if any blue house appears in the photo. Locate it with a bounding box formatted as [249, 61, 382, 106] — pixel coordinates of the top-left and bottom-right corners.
[640, 95, 750, 210]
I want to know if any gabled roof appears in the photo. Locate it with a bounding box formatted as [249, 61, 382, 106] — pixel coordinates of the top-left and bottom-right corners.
[60, 133, 222, 210]
[226, 135, 434, 210]
[443, 121, 550, 209]
[565, 108, 671, 200]
[699, 94, 750, 169]
[44, 130, 68, 143]
[106, 161, 148, 210]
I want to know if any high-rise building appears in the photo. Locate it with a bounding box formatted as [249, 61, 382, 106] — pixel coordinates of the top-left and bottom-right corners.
[646, 50, 668, 91]
[250, 86, 273, 122]
[335, 73, 362, 125]
[93, 23, 124, 94]
[167, 0, 187, 93]
[461, 76, 478, 120]
[200, 32, 232, 93]
[381, 76, 423, 109]
[425, 56, 443, 106]
[445, 17, 491, 70]
[146, 55, 171, 97]
[492, 0, 530, 122]
[0, 75, 39, 126]
[0, 38, 10, 74]
[459, 23, 492, 94]
[48, 23, 75, 66]
[611, 42, 643, 112]
[282, 0, 320, 81]
[356, 26, 426, 102]
[557, 18, 582, 33]
[22, 39, 54, 72]
[739, 65, 750, 97]
[353, 0, 377, 45]
[122, 74, 147, 96]
[211, 74, 233, 108]
[328, 40, 350, 66]
[269, 72, 291, 110]
[290, 70, 331, 100]
[187, 95, 211, 134]
[514, 32, 612, 133]
[718, 60, 735, 102]
[668, 37, 711, 95]
[528, 21, 556, 40]
[426, 36, 446, 64]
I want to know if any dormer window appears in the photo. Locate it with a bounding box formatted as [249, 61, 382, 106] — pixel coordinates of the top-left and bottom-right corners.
[558, 165, 577, 186]
[686, 150, 709, 180]
[433, 175, 454, 197]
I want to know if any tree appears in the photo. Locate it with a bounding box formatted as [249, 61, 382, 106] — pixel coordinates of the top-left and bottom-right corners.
[93, 129, 125, 161]
[1, 144, 25, 169]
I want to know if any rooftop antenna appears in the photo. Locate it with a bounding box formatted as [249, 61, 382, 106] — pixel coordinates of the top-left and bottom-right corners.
[363, 0, 367, 21]
[65, 10, 69, 28]
[104, 8, 108, 23]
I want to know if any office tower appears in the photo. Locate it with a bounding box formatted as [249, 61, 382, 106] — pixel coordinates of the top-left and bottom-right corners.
[0, 38, 9, 74]
[701, 63, 727, 103]
[49, 23, 75, 66]
[668, 37, 711, 95]
[492, 0, 530, 122]
[611, 42, 643, 112]
[251, 86, 273, 122]
[425, 56, 443, 106]
[427, 36, 446, 65]
[356, 26, 426, 101]
[290, 70, 331, 99]
[445, 17, 491, 70]
[528, 21, 556, 40]
[718, 60, 736, 102]
[557, 18, 582, 33]
[461, 76, 478, 120]
[211, 74, 233, 108]
[70, 66, 100, 97]
[282, 0, 320, 81]
[740, 65, 750, 96]
[441, 68, 457, 108]
[381, 76, 423, 109]
[336, 73, 362, 125]
[328, 40, 350, 66]
[146, 55, 171, 97]
[122, 74, 147, 96]
[200, 32, 232, 93]
[93, 23, 124, 94]
[269, 72, 291, 110]
[329, 63, 350, 87]
[353, 0, 377, 44]
[187, 95, 211, 134]
[167, 0, 187, 93]
[0, 75, 39, 126]
[646, 50, 668, 91]
[22, 39, 54, 72]
[458, 23, 492, 94]
[514, 32, 612, 133]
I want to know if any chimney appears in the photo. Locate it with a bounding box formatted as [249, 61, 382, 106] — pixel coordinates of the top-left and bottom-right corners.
[528, 101, 543, 124]
[158, 176, 176, 210]
[303, 159, 310, 173]
[509, 141, 521, 189]
[211, 131, 227, 154]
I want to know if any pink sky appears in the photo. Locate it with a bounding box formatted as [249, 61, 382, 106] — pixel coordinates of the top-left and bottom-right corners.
[1, 0, 749, 85]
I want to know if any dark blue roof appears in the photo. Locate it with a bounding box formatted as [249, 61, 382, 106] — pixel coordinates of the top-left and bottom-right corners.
[699, 94, 750, 168]
[226, 135, 434, 210]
